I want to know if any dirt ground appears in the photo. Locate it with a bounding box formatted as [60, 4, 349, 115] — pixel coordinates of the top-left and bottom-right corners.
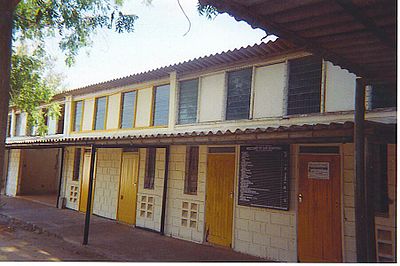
[0, 216, 108, 261]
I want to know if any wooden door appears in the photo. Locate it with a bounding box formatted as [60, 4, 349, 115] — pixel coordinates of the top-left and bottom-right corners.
[79, 152, 92, 212]
[117, 152, 139, 225]
[205, 153, 235, 247]
[298, 154, 342, 262]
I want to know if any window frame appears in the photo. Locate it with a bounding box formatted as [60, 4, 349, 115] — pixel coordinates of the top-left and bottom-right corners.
[119, 90, 138, 129]
[72, 148, 82, 181]
[92, 96, 108, 131]
[144, 148, 156, 190]
[72, 100, 84, 132]
[152, 84, 170, 127]
[184, 146, 199, 195]
[14, 113, 22, 136]
[177, 78, 199, 125]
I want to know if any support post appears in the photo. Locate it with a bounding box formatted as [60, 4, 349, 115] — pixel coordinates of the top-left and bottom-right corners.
[160, 146, 170, 235]
[354, 78, 368, 262]
[56, 147, 65, 209]
[83, 145, 96, 245]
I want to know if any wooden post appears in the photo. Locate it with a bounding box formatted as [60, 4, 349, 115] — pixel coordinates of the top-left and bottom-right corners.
[83, 145, 96, 245]
[354, 78, 368, 262]
[160, 146, 170, 235]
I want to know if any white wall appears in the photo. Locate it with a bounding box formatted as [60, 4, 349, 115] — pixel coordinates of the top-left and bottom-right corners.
[135, 88, 153, 127]
[253, 63, 286, 118]
[106, 94, 121, 130]
[198, 73, 225, 122]
[82, 99, 94, 131]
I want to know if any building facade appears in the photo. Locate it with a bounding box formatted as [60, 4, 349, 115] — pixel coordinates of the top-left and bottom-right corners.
[3, 39, 397, 262]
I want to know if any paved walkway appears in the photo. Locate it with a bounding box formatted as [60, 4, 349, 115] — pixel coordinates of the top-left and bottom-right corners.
[0, 196, 263, 262]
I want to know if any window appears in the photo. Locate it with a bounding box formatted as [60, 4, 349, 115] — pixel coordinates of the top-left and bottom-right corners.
[72, 148, 82, 181]
[6, 114, 11, 137]
[56, 104, 65, 134]
[226, 68, 252, 120]
[153, 85, 170, 126]
[94, 97, 107, 130]
[184, 146, 199, 195]
[15, 113, 22, 136]
[370, 84, 396, 109]
[370, 144, 389, 215]
[287, 56, 322, 115]
[178, 79, 199, 124]
[42, 108, 48, 128]
[144, 148, 156, 189]
[120, 91, 136, 129]
[73, 101, 83, 132]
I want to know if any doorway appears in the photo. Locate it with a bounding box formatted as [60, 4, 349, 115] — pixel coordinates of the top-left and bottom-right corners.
[79, 151, 92, 212]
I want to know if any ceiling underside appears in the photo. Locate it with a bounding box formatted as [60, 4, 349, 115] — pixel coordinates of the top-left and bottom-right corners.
[200, 0, 397, 86]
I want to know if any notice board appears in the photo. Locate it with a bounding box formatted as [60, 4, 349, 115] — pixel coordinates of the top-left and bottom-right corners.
[238, 145, 290, 210]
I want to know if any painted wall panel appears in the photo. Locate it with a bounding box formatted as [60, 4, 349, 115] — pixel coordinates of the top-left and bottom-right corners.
[82, 99, 94, 131]
[325, 62, 356, 112]
[106, 94, 121, 130]
[198, 73, 225, 122]
[253, 63, 286, 118]
[135, 88, 153, 127]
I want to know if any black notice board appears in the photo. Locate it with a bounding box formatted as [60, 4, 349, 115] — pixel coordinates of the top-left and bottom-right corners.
[238, 145, 290, 210]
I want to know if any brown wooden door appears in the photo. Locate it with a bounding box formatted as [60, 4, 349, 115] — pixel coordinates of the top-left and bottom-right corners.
[298, 154, 342, 262]
[79, 152, 92, 212]
[205, 153, 235, 247]
[117, 152, 139, 225]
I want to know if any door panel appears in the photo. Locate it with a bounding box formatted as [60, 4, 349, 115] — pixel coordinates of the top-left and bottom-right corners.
[205, 153, 235, 247]
[79, 152, 92, 212]
[117, 152, 139, 225]
[298, 154, 342, 262]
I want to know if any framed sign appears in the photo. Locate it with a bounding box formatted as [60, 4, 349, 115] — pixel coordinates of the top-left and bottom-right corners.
[238, 145, 290, 210]
[308, 162, 330, 180]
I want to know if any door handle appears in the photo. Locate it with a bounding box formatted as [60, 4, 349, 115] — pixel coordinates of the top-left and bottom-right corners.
[298, 193, 303, 203]
[120, 195, 124, 200]
[229, 191, 234, 198]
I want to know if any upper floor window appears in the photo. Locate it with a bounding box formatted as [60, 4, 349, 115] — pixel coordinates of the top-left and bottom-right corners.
[153, 84, 170, 126]
[6, 114, 11, 137]
[184, 146, 199, 195]
[144, 148, 156, 189]
[15, 113, 22, 136]
[287, 56, 322, 115]
[178, 79, 199, 124]
[94, 97, 107, 130]
[120, 91, 137, 129]
[226, 68, 252, 120]
[73, 100, 84, 132]
[56, 104, 65, 134]
[370, 84, 396, 109]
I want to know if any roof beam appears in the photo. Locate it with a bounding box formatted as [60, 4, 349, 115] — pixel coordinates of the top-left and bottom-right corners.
[334, 0, 396, 51]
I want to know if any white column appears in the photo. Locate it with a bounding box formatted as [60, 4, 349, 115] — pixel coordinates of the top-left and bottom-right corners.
[168, 71, 178, 130]
[64, 95, 72, 136]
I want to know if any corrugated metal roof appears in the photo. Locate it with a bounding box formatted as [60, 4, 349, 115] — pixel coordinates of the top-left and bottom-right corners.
[55, 39, 298, 98]
[200, 0, 396, 86]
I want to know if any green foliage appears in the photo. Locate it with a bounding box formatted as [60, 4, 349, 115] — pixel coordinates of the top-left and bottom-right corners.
[197, 3, 218, 20]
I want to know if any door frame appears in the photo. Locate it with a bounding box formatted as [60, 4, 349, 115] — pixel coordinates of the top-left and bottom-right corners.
[116, 151, 140, 225]
[295, 143, 344, 262]
[204, 145, 237, 248]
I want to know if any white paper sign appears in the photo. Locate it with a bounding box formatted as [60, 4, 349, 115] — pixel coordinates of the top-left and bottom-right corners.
[308, 162, 330, 180]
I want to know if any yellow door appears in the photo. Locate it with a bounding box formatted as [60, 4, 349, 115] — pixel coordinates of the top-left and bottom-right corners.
[79, 152, 92, 212]
[117, 152, 139, 225]
[205, 153, 235, 247]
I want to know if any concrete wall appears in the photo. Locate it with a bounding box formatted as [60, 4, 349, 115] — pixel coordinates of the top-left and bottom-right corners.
[92, 148, 122, 219]
[19, 149, 59, 195]
[5, 149, 21, 196]
[165, 145, 207, 243]
[136, 148, 165, 231]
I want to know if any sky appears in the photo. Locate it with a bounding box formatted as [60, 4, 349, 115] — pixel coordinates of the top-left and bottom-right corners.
[46, 0, 274, 91]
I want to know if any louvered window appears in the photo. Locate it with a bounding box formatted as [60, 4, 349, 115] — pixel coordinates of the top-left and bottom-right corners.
[184, 146, 199, 195]
[178, 79, 199, 124]
[120, 91, 136, 128]
[226, 68, 252, 120]
[15, 114, 22, 136]
[144, 148, 156, 189]
[56, 104, 65, 134]
[153, 85, 170, 126]
[94, 97, 107, 130]
[73, 101, 83, 132]
[287, 56, 322, 115]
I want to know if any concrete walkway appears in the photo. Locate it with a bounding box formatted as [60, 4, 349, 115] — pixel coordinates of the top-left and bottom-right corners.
[0, 196, 264, 262]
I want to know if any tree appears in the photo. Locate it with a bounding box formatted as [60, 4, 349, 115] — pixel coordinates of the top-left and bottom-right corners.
[0, 0, 138, 192]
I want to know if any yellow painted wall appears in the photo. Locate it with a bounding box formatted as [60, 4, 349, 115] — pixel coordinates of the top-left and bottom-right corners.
[82, 99, 94, 131]
[106, 94, 121, 130]
[198, 73, 225, 122]
[135, 88, 153, 127]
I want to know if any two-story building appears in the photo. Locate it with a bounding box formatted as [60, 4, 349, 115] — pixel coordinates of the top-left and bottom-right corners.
[3, 39, 396, 262]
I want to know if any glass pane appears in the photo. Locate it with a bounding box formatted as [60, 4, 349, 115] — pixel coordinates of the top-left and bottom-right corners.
[153, 85, 170, 126]
[15, 114, 21, 136]
[74, 101, 83, 132]
[94, 97, 107, 130]
[226, 68, 252, 120]
[178, 79, 198, 124]
[120, 91, 136, 128]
